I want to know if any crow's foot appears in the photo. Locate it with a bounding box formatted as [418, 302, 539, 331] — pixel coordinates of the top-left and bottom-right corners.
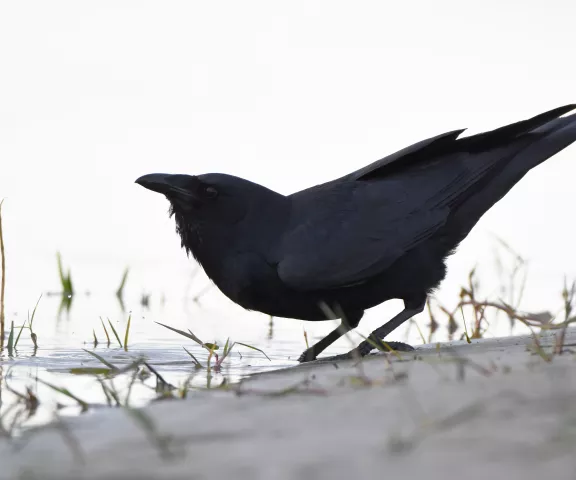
[351, 340, 415, 358]
[297, 341, 414, 364]
[297, 348, 318, 363]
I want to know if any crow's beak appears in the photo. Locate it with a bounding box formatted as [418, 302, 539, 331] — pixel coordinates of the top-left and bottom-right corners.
[135, 173, 175, 195]
[135, 173, 201, 205]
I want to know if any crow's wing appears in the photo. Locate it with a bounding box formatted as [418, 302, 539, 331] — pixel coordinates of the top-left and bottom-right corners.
[278, 104, 576, 292]
[277, 180, 451, 291]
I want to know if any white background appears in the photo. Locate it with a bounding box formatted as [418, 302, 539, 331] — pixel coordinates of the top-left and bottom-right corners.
[1, 0, 575, 343]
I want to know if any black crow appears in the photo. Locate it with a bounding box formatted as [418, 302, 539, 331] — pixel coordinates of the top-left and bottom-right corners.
[136, 105, 576, 362]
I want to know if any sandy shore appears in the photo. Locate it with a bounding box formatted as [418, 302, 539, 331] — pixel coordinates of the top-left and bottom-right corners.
[2, 329, 576, 479]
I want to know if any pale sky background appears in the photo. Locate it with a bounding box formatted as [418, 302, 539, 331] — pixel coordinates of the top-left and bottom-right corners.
[1, 0, 576, 346]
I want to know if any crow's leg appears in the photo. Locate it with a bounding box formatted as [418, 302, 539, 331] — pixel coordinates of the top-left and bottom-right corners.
[347, 296, 426, 358]
[298, 310, 363, 363]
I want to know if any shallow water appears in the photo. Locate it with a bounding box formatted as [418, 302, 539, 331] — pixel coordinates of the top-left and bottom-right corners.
[0, 286, 303, 432]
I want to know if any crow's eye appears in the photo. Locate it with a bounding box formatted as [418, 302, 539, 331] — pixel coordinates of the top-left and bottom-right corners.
[205, 186, 218, 198]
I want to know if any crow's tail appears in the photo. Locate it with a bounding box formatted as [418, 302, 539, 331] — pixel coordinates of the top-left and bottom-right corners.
[448, 106, 576, 239]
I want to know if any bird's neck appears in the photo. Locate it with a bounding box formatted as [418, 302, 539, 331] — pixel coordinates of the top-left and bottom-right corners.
[174, 194, 291, 283]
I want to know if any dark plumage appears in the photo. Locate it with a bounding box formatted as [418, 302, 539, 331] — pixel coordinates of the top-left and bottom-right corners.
[136, 105, 576, 362]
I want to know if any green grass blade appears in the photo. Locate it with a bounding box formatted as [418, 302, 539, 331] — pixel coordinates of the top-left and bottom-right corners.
[82, 348, 119, 370]
[206, 344, 216, 381]
[216, 339, 236, 367]
[223, 338, 232, 356]
[65, 269, 73, 295]
[460, 306, 472, 344]
[107, 318, 123, 348]
[235, 342, 271, 361]
[56, 252, 66, 291]
[186, 329, 206, 345]
[116, 267, 129, 298]
[183, 347, 203, 368]
[56, 253, 73, 295]
[29, 294, 42, 330]
[14, 318, 27, 348]
[100, 317, 111, 345]
[154, 321, 203, 345]
[123, 313, 132, 352]
[92, 329, 98, 346]
[7, 321, 14, 356]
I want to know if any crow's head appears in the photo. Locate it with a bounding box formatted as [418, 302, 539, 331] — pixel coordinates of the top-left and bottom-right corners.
[136, 172, 285, 257]
[135, 172, 267, 222]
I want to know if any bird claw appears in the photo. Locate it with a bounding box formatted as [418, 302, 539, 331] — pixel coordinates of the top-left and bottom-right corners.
[297, 340, 414, 364]
[353, 340, 415, 357]
[297, 349, 317, 363]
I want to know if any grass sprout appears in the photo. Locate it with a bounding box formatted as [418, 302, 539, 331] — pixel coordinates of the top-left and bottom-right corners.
[107, 318, 123, 348]
[6, 320, 14, 356]
[56, 252, 73, 296]
[100, 317, 111, 345]
[124, 313, 132, 351]
[155, 321, 270, 370]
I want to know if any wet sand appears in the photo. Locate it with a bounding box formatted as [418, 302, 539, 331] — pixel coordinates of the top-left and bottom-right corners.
[2, 329, 576, 480]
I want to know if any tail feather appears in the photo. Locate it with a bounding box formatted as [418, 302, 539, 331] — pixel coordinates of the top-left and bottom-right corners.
[450, 110, 576, 235]
[459, 104, 576, 152]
